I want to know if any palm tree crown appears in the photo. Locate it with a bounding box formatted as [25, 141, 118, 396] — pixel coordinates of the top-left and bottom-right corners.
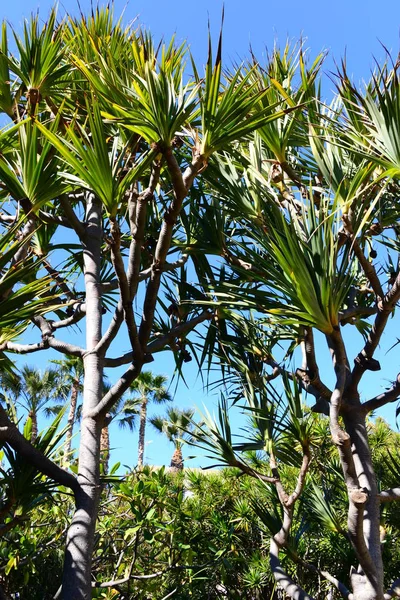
[50, 356, 84, 466]
[129, 371, 172, 467]
[0, 365, 67, 441]
[150, 406, 194, 470]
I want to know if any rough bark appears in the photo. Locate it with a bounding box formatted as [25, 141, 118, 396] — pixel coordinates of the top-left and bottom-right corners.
[137, 397, 148, 468]
[28, 409, 38, 442]
[170, 445, 183, 471]
[100, 423, 110, 475]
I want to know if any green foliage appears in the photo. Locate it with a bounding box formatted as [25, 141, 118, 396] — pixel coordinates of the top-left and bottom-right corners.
[0, 409, 69, 565]
[150, 406, 194, 447]
[5, 415, 400, 598]
[0, 6, 400, 600]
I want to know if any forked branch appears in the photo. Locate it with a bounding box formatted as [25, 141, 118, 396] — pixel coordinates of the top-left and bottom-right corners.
[138, 148, 205, 349]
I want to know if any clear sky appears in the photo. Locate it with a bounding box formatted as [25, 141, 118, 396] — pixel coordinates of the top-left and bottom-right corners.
[5, 0, 400, 79]
[4, 0, 400, 471]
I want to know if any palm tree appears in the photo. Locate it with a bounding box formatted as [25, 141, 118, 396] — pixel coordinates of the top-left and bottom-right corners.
[149, 407, 194, 471]
[51, 356, 84, 467]
[129, 372, 172, 468]
[0, 408, 68, 538]
[99, 382, 139, 474]
[1, 365, 67, 441]
[68, 379, 139, 474]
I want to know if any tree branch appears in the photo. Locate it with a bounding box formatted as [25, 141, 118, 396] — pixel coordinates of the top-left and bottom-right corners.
[269, 488, 350, 600]
[319, 571, 353, 600]
[47, 337, 85, 357]
[347, 489, 378, 585]
[104, 310, 213, 367]
[138, 253, 189, 282]
[0, 405, 79, 493]
[89, 362, 144, 419]
[0, 212, 16, 224]
[222, 248, 265, 278]
[267, 441, 315, 599]
[138, 149, 204, 349]
[266, 358, 332, 401]
[339, 306, 377, 324]
[108, 218, 142, 360]
[343, 216, 383, 299]
[38, 209, 74, 229]
[0, 516, 27, 538]
[326, 331, 353, 453]
[0, 325, 84, 356]
[289, 551, 353, 599]
[147, 310, 214, 353]
[0, 340, 47, 354]
[58, 194, 86, 239]
[327, 330, 380, 589]
[128, 163, 161, 302]
[51, 303, 87, 330]
[385, 578, 400, 599]
[29, 315, 85, 356]
[362, 374, 400, 414]
[287, 447, 311, 507]
[270, 536, 315, 600]
[270, 450, 289, 506]
[42, 259, 76, 300]
[350, 271, 400, 393]
[92, 561, 218, 589]
[350, 238, 383, 299]
[94, 306, 124, 357]
[298, 327, 332, 400]
[231, 458, 278, 483]
[378, 488, 400, 503]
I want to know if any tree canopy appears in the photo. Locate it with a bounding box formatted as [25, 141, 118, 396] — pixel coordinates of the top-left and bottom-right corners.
[0, 6, 400, 600]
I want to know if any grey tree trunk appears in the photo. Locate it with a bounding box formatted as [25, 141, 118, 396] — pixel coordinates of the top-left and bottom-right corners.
[64, 378, 79, 467]
[344, 410, 384, 600]
[61, 196, 104, 599]
[137, 397, 148, 468]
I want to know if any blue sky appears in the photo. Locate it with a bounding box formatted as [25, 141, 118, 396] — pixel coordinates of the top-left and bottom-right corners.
[4, 0, 400, 470]
[5, 0, 400, 78]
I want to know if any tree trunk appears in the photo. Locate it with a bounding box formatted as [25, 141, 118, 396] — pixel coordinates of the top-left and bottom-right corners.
[28, 410, 38, 442]
[64, 377, 79, 467]
[137, 397, 148, 468]
[328, 330, 384, 600]
[170, 445, 183, 471]
[61, 195, 103, 600]
[100, 423, 110, 475]
[344, 409, 385, 600]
